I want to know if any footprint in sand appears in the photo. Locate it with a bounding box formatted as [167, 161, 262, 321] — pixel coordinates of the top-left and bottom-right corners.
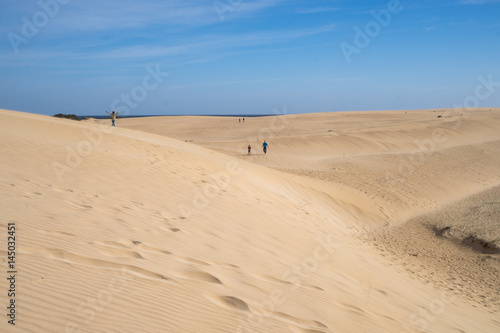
[253, 274, 324, 291]
[66, 200, 94, 211]
[176, 256, 211, 266]
[338, 303, 366, 315]
[93, 240, 173, 258]
[159, 225, 182, 233]
[205, 294, 250, 312]
[176, 270, 222, 284]
[27, 247, 174, 282]
[98, 249, 144, 260]
[22, 191, 43, 199]
[49, 186, 74, 193]
[93, 240, 130, 249]
[274, 312, 328, 332]
[207, 261, 239, 269]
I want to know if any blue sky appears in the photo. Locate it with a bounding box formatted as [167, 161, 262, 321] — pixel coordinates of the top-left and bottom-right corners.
[0, 0, 499, 116]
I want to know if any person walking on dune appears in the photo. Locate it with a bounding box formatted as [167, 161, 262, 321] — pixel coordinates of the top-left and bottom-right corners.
[106, 110, 120, 126]
[248, 145, 251, 155]
[262, 140, 269, 154]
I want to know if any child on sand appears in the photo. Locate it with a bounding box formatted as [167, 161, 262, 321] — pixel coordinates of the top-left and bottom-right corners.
[105, 111, 120, 126]
[248, 145, 251, 155]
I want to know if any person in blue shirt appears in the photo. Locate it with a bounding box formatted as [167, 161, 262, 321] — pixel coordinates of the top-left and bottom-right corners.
[262, 140, 269, 154]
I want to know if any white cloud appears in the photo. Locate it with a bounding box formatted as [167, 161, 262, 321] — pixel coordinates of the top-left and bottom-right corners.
[236, 0, 286, 13]
[92, 24, 336, 60]
[5, 0, 287, 33]
[0, 22, 336, 69]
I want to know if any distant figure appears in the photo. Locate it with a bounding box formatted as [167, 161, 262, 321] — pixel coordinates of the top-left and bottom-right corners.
[239, 118, 241, 123]
[106, 111, 120, 126]
[243, 117, 245, 123]
[248, 145, 251, 155]
[262, 140, 268, 154]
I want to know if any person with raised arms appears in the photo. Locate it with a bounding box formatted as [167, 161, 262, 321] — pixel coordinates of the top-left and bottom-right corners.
[105, 110, 120, 127]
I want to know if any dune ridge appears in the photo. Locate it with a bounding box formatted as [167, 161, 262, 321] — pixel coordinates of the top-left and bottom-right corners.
[1, 108, 499, 332]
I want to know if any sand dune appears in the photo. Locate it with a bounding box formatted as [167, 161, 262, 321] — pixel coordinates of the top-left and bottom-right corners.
[122, 108, 500, 224]
[1, 108, 499, 332]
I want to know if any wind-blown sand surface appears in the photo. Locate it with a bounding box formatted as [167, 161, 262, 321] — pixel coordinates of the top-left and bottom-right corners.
[1, 108, 499, 332]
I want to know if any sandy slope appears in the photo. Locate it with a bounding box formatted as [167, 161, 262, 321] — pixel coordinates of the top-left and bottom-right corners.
[1, 108, 499, 332]
[370, 185, 500, 312]
[122, 108, 500, 224]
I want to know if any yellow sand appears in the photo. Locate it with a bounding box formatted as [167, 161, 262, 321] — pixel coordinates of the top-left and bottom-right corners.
[1, 108, 499, 332]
